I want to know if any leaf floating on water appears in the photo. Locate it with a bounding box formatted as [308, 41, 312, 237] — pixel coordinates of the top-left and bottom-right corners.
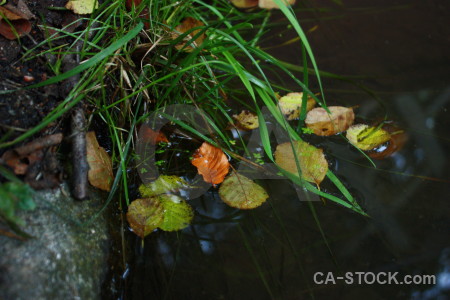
[305, 106, 355, 136]
[86, 131, 113, 191]
[367, 124, 408, 159]
[229, 0, 259, 8]
[126, 197, 164, 238]
[158, 195, 194, 232]
[346, 124, 391, 151]
[232, 110, 259, 130]
[139, 175, 189, 197]
[259, 0, 296, 9]
[278, 92, 316, 120]
[274, 141, 328, 185]
[139, 124, 169, 145]
[191, 142, 230, 185]
[219, 172, 269, 209]
[65, 0, 98, 14]
[172, 17, 206, 52]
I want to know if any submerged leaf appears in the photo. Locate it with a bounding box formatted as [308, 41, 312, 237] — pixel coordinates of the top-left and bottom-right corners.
[219, 172, 269, 209]
[172, 17, 205, 52]
[232, 110, 259, 130]
[158, 195, 194, 231]
[139, 175, 189, 197]
[278, 92, 315, 120]
[126, 197, 164, 238]
[65, 0, 98, 14]
[191, 142, 230, 185]
[139, 124, 169, 145]
[305, 106, 355, 136]
[86, 131, 113, 191]
[274, 141, 328, 185]
[346, 124, 391, 151]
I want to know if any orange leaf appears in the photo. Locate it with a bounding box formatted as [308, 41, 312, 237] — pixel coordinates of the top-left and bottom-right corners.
[172, 17, 206, 52]
[86, 131, 113, 191]
[191, 142, 230, 185]
[140, 124, 169, 145]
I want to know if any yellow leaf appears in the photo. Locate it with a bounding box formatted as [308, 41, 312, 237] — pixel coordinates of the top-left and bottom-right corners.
[65, 0, 98, 14]
[139, 175, 189, 197]
[86, 131, 113, 191]
[305, 106, 354, 136]
[278, 92, 316, 120]
[219, 172, 269, 209]
[232, 110, 259, 130]
[346, 124, 391, 151]
[158, 195, 194, 231]
[274, 140, 328, 185]
[127, 197, 164, 238]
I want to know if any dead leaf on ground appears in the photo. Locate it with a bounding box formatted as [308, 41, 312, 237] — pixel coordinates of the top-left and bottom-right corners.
[0, 1, 35, 40]
[274, 140, 328, 185]
[65, 0, 98, 14]
[172, 17, 206, 52]
[259, 0, 296, 9]
[219, 172, 268, 209]
[191, 142, 230, 185]
[139, 124, 169, 145]
[86, 131, 113, 191]
[305, 106, 354, 136]
[346, 124, 391, 151]
[278, 92, 316, 120]
[232, 110, 259, 130]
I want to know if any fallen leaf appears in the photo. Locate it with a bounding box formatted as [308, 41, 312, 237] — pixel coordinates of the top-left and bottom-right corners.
[346, 124, 391, 151]
[367, 124, 408, 159]
[305, 106, 354, 136]
[126, 197, 164, 238]
[158, 194, 194, 231]
[229, 0, 259, 9]
[139, 124, 169, 145]
[274, 140, 328, 185]
[172, 17, 206, 52]
[278, 92, 316, 120]
[86, 131, 113, 191]
[0, 1, 34, 40]
[219, 172, 269, 209]
[259, 0, 296, 9]
[232, 110, 259, 130]
[139, 175, 189, 197]
[65, 0, 98, 14]
[191, 142, 230, 185]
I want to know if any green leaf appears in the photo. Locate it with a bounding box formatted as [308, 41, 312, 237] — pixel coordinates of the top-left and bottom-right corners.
[219, 172, 269, 209]
[139, 175, 189, 197]
[126, 197, 165, 238]
[346, 124, 391, 151]
[0, 182, 36, 226]
[158, 195, 194, 231]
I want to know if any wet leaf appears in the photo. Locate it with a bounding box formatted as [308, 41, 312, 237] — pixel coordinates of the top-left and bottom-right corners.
[219, 172, 269, 209]
[126, 197, 164, 238]
[229, 0, 259, 9]
[191, 142, 230, 185]
[278, 92, 316, 120]
[259, 0, 296, 9]
[65, 0, 98, 14]
[232, 110, 259, 130]
[305, 106, 355, 136]
[274, 140, 328, 185]
[346, 124, 391, 151]
[140, 124, 169, 145]
[158, 194, 194, 231]
[367, 124, 408, 159]
[172, 17, 206, 52]
[139, 175, 189, 197]
[86, 131, 113, 191]
[0, 3, 33, 40]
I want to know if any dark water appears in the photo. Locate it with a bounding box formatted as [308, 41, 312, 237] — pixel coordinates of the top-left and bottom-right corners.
[124, 1, 450, 299]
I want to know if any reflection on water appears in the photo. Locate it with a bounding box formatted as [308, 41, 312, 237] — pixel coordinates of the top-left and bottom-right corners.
[125, 1, 450, 299]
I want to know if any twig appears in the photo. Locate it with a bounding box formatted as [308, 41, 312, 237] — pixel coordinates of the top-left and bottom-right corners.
[71, 108, 88, 200]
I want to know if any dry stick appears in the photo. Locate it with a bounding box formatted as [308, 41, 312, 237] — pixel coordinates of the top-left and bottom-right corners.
[71, 108, 89, 200]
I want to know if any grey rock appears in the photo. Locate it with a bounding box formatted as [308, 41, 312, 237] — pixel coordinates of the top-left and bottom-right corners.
[0, 184, 110, 300]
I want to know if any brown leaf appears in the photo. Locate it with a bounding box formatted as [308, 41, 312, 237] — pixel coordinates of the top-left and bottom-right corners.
[139, 124, 169, 145]
[126, 197, 164, 238]
[86, 131, 113, 191]
[191, 142, 230, 185]
[172, 17, 205, 52]
[305, 106, 355, 136]
[219, 172, 268, 209]
[0, 1, 34, 40]
[229, 0, 259, 9]
[258, 0, 296, 9]
[274, 140, 328, 185]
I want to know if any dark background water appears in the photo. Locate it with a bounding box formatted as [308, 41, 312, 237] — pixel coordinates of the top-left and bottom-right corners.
[125, 1, 450, 299]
